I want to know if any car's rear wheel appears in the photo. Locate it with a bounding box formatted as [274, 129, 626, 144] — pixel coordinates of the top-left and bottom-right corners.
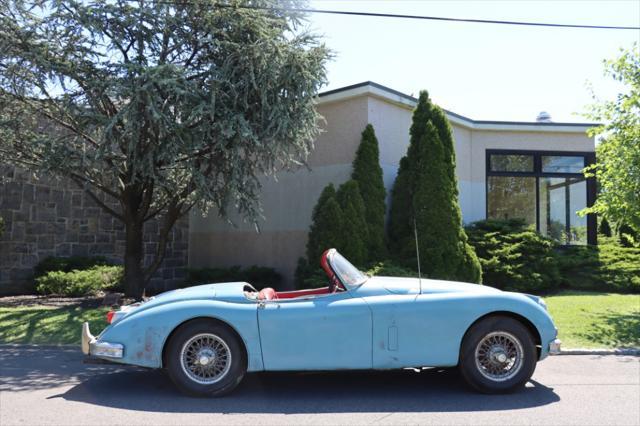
[165, 319, 246, 397]
[459, 316, 537, 393]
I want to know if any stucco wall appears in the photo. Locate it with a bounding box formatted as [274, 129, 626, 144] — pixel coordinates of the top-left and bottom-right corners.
[188, 96, 369, 288]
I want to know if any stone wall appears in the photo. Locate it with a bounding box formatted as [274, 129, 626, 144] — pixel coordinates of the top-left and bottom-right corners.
[0, 165, 188, 296]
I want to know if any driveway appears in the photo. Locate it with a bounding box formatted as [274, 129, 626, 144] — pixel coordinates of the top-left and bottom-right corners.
[0, 345, 638, 425]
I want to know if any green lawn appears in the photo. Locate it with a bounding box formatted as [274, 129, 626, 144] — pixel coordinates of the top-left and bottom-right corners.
[0, 292, 638, 348]
[546, 291, 640, 349]
[0, 305, 109, 345]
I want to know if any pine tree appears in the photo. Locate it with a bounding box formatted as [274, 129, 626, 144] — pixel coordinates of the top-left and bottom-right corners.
[388, 91, 482, 283]
[305, 184, 343, 265]
[336, 180, 369, 266]
[352, 124, 387, 261]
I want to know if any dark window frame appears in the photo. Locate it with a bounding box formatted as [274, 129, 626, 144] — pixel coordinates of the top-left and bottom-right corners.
[486, 149, 597, 245]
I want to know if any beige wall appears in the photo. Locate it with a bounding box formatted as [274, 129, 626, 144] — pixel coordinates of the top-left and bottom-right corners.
[189, 96, 369, 288]
[189, 91, 595, 288]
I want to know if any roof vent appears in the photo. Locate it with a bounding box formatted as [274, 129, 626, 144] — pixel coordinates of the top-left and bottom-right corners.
[536, 111, 552, 123]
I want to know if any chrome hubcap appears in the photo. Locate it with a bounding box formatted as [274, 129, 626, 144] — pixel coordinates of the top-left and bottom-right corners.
[180, 333, 232, 385]
[475, 331, 524, 382]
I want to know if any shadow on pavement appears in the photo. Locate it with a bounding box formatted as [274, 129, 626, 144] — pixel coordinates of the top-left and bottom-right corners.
[1, 345, 560, 414]
[55, 368, 560, 414]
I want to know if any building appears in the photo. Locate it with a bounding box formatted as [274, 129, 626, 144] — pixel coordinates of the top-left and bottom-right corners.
[189, 82, 597, 288]
[0, 81, 597, 294]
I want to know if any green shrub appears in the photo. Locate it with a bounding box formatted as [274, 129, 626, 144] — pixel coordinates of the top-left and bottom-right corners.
[336, 180, 368, 266]
[305, 184, 343, 266]
[352, 124, 387, 260]
[185, 265, 282, 290]
[36, 265, 124, 296]
[557, 237, 640, 293]
[467, 219, 640, 294]
[388, 91, 481, 283]
[466, 219, 560, 293]
[366, 261, 418, 278]
[34, 256, 112, 277]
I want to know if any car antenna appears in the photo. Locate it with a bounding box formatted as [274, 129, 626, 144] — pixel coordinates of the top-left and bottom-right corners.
[413, 217, 422, 294]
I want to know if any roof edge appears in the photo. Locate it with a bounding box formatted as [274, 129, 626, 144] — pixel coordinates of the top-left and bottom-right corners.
[317, 81, 599, 131]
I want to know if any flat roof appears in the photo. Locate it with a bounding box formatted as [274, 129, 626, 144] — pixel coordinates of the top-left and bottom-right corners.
[317, 81, 598, 133]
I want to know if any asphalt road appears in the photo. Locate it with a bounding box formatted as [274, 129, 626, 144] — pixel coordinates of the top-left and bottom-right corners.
[0, 346, 638, 426]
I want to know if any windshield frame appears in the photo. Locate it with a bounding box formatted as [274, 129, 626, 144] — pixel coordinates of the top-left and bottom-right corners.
[326, 249, 368, 290]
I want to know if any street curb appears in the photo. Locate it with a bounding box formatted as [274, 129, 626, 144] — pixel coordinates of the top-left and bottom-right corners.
[553, 348, 640, 356]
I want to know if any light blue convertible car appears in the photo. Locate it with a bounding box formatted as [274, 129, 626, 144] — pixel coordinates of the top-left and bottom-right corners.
[82, 248, 561, 396]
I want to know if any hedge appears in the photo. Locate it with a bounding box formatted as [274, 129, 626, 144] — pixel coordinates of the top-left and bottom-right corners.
[34, 256, 113, 277]
[36, 265, 124, 296]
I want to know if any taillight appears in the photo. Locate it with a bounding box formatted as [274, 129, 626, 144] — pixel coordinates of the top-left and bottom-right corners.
[106, 310, 115, 324]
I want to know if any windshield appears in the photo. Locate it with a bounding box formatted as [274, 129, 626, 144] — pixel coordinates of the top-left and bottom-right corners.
[329, 251, 368, 289]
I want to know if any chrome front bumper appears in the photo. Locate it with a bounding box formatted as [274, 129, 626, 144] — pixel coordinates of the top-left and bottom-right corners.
[549, 338, 562, 355]
[81, 322, 124, 359]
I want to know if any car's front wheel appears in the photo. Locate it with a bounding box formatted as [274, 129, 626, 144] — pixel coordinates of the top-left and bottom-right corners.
[459, 316, 537, 393]
[165, 319, 246, 397]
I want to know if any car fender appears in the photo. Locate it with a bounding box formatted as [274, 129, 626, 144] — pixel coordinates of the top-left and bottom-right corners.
[365, 291, 557, 368]
[96, 299, 263, 371]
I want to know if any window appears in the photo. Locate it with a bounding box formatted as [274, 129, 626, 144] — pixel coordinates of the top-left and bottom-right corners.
[487, 176, 536, 227]
[486, 150, 595, 245]
[542, 156, 585, 173]
[490, 154, 534, 172]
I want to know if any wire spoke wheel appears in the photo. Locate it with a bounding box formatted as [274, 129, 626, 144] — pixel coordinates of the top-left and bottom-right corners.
[474, 331, 524, 382]
[180, 333, 232, 385]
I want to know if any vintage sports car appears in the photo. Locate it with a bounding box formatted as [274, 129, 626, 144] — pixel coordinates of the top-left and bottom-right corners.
[82, 248, 561, 396]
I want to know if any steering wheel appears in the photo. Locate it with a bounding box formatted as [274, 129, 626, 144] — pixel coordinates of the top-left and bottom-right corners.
[327, 274, 343, 293]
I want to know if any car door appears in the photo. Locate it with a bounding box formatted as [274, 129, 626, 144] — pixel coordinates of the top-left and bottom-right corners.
[257, 291, 372, 371]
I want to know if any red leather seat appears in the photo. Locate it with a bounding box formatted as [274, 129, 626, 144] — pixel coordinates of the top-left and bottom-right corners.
[257, 287, 277, 300]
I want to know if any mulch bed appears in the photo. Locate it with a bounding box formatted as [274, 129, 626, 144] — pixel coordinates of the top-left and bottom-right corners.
[0, 293, 133, 308]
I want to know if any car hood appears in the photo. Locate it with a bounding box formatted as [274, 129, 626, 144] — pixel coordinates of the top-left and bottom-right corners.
[358, 276, 501, 296]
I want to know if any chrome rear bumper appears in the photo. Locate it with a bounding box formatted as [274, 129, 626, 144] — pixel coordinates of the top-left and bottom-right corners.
[81, 322, 124, 359]
[549, 338, 562, 355]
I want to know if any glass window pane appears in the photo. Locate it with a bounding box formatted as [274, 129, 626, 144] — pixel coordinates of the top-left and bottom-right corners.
[490, 154, 534, 172]
[487, 176, 536, 227]
[539, 177, 587, 245]
[542, 156, 585, 173]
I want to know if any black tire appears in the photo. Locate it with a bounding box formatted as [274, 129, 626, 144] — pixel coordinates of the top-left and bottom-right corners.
[458, 316, 537, 394]
[165, 319, 246, 397]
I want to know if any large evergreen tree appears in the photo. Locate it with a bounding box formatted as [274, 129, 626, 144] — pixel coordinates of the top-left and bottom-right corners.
[336, 180, 368, 266]
[305, 184, 342, 265]
[352, 124, 387, 261]
[388, 91, 482, 283]
[0, 0, 329, 297]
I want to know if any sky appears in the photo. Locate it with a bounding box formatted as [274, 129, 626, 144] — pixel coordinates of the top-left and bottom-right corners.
[304, 0, 640, 123]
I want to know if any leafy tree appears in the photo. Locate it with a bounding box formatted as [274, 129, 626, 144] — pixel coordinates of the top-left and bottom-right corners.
[0, 0, 329, 296]
[352, 124, 387, 260]
[388, 91, 482, 283]
[336, 180, 368, 266]
[582, 44, 640, 234]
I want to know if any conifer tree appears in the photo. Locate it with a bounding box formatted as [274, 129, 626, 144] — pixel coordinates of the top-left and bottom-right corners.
[352, 124, 387, 261]
[388, 91, 482, 283]
[305, 184, 342, 265]
[336, 180, 368, 266]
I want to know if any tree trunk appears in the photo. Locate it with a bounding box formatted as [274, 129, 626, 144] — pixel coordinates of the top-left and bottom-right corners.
[124, 218, 145, 298]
